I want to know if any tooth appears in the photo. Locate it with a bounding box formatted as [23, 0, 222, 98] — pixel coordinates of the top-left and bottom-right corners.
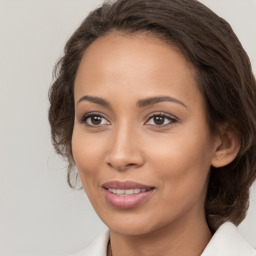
[124, 189, 134, 195]
[109, 188, 116, 194]
[108, 188, 149, 195]
[116, 189, 125, 195]
[134, 189, 140, 194]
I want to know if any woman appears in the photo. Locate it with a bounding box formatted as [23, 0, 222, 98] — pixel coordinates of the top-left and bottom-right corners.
[48, 0, 256, 255]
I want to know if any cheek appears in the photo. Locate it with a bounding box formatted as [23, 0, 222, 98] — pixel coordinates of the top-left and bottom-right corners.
[71, 128, 105, 184]
[144, 134, 212, 224]
[147, 127, 213, 193]
[151, 134, 211, 167]
[71, 130, 107, 211]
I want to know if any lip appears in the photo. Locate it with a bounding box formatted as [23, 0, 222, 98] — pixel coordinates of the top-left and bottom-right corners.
[102, 181, 155, 209]
[102, 180, 154, 190]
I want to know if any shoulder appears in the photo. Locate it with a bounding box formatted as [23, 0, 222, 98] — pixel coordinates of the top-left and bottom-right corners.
[69, 230, 110, 256]
[201, 222, 256, 256]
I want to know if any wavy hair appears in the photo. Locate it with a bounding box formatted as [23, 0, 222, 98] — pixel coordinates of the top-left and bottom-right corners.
[48, 0, 256, 230]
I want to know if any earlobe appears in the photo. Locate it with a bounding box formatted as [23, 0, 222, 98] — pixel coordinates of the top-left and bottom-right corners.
[211, 125, 240, 168]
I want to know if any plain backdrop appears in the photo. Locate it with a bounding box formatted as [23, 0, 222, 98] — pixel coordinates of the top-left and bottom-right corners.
[0, 0, 256, 255]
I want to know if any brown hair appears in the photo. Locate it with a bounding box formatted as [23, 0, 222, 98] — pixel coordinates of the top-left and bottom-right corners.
[48, 0, 256, 230]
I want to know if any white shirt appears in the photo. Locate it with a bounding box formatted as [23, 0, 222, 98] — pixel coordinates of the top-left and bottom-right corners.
[71, 222, 256, 256]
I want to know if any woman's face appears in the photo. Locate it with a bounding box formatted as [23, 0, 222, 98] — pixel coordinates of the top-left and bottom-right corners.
[72, 33, 218, 235]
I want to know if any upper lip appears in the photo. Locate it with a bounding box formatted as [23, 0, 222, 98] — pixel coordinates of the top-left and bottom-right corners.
[102, 181, 155, 190]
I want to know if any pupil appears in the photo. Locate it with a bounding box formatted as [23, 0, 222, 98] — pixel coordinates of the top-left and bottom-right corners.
[92, 116, 102, 125]
[154, 116, 164, 125]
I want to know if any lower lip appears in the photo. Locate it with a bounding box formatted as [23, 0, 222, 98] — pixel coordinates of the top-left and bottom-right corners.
[103, 188, 155, 209]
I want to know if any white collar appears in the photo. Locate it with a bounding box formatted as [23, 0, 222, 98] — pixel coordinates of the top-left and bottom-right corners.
[71, 229, 109, 256]
[72, 222, 256, 256]
[201, 222, 256, 256]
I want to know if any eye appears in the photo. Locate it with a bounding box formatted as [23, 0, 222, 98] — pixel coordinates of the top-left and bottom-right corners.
[80, 113, 110, 127]
[145, 113, 177, 127]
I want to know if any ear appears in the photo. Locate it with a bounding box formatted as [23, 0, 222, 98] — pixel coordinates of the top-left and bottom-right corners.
[211, 124, 240, 168]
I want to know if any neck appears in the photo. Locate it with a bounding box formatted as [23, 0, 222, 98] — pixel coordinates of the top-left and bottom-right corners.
[108, 216, 212, 256]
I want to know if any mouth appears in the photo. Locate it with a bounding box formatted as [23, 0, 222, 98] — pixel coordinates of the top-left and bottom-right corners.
[106, 188, 150, 195]
[101, 181, 155, 209]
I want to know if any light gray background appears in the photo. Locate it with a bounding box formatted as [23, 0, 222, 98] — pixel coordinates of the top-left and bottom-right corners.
[0, 0, 255, 255]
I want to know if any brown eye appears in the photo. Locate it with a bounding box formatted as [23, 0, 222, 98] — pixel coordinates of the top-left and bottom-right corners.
[153, 116, 165, 125]
[80, 113, 110, 127]
[146, 113, 177, 127]
[90, 115, 103, 125]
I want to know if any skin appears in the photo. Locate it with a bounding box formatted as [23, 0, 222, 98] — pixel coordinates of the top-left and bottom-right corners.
[72, 32, 237, 256]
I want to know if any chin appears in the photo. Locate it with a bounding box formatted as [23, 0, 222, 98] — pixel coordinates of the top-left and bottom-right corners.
[98, 210, 167, 236]
[109, 221, 156, 236]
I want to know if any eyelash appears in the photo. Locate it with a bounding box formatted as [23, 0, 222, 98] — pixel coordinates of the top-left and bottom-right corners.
[146, 112, 177, 128]
[79, 112, 110, 127]
[79, 112, 177, 128]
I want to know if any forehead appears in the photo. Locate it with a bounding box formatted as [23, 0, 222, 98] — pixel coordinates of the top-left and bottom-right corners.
[74, 32, 200, 107]
[76, 32, 195, 79]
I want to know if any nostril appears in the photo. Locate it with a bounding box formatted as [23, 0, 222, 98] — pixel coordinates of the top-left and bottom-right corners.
[105, 146, 145, 171]
[107, 161, 139, 171]
[127, 163, 137, 167]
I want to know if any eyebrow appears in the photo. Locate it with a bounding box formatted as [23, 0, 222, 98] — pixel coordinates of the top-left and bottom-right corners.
[77, 95, 187, 108]
[77, 95, 110, 107]
[137, 96, 187, 108]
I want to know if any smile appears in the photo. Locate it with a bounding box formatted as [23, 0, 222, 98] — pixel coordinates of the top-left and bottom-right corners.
[102, 181, 155, 209]
[107, 188, 148, 195]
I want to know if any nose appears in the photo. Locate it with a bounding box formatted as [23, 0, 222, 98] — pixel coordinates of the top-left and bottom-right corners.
[105, 123, 145, 171]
